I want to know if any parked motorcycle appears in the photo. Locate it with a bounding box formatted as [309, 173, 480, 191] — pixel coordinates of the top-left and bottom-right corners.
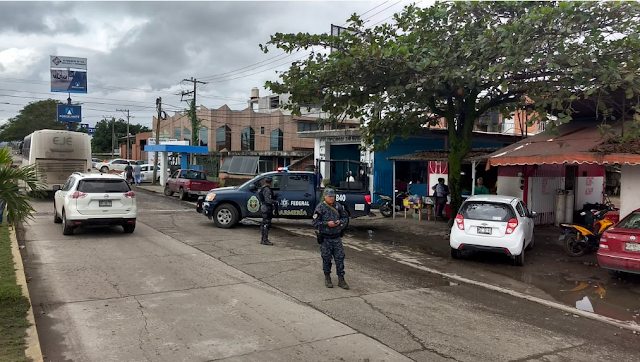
[560, 202, 617, 257]
[375, 190, 409, 217]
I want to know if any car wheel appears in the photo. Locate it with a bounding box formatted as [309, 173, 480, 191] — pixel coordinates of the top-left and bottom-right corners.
[450, 247, 461, 259]
[513, 246, 525, 266]
[213, 204, 239, 228]
[123, 223, 136, 233]
[179, 188, 188, 201]
[164, 186, 174, 196]
[53, 202, 62, 223]
[526, 233, 535, 250]
[62, 210, 73, 235]
[100, 166, 109, 173]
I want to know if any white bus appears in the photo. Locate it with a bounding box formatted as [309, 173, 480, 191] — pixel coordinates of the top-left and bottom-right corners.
[21, 130, 92, 191]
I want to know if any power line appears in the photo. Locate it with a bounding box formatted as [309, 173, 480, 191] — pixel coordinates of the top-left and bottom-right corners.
[198, 52, 297, 81]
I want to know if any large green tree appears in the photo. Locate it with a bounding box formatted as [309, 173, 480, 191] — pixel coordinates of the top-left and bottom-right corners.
[91, 118, 150, 154]
[0, 99, 66, 141]
[261, 1, 640, 213]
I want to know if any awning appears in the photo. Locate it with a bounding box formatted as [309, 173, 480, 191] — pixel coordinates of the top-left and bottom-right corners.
[388, 148, 500, 163]
[485, 121, 640, 169]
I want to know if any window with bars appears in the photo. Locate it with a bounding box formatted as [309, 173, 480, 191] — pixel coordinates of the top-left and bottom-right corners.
[241, 127, 255, 151]
[216, 125, 231, 151]
[270, 128, 283, 151]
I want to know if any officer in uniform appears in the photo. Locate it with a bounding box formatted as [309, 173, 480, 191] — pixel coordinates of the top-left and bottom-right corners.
[312, 188, 350, 289]
[258, 176, 278, 245]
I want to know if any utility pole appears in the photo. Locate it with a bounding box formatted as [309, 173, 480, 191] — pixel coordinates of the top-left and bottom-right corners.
[111, 117, 116, 159]
[181, 77, 208, 165]
[117, 109, 133, 159]
[152, 97, 162, 186]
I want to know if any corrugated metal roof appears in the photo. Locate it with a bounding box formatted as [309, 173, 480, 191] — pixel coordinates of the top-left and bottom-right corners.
[388, 148, 500, 162]
[485, 121, 640, 168]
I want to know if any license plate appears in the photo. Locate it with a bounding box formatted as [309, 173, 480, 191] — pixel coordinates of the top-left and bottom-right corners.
[477, 227, 492, 235]
[99, 200, 112, 207]
[625, 243, 640, 252]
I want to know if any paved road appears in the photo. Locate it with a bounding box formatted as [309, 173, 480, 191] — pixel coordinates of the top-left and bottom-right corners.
[21, 190, 640, 362]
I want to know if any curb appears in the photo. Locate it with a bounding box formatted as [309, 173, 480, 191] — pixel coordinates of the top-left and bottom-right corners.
[9, 226, 44, 362]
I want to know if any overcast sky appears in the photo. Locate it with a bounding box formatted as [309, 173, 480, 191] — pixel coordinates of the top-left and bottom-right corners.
[0, 1, 420, 129]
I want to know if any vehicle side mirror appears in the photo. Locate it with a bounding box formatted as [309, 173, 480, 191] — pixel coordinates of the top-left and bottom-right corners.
[530, 211, 538, 218]
[53, 185, 61, 192]
[249, 184, 257, 192]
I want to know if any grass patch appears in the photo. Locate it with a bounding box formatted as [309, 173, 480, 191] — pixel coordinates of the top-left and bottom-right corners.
[0, 226, 30, 362]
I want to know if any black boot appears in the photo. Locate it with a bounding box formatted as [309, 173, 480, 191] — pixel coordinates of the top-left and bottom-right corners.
[261, 239, 274, 245]
[338, 276, 349, 290]
[324, 274, 333, 288]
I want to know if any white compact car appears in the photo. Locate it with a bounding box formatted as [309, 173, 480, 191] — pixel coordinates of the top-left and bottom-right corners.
[449, 195, 536, 266]
[96, 158, 138, 173]
[119, 164, 162, 183]
[53, 173, 137, 235]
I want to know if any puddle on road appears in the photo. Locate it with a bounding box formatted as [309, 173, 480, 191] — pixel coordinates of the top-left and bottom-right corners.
[345, 225, 640, 323]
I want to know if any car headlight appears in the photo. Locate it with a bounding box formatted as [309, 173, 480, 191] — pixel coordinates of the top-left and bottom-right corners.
[205, 193, 216, 202]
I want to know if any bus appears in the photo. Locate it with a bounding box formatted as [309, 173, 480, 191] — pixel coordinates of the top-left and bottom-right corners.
[20, 130, 92, 191]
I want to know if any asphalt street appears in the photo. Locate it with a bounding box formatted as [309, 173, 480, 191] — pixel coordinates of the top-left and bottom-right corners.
[20, 190, 640, 362]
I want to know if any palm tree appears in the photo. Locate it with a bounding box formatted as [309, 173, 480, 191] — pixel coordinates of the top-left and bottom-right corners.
[0, 146, 45, 224]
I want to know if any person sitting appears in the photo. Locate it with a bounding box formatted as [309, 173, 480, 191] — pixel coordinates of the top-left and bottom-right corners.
[474, 177, 489, 195]
[346, 171, 355, 182]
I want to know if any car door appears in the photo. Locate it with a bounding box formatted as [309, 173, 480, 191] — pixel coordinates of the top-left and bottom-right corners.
[515, 201, 532, 243]
[244, 175, 284, 218]
[520, 201, 534, 241]
[279, 174, 314, 218]
[167, 170, 180, 189]
[55, 176, 75, 214]
[139, 166, 148, 182]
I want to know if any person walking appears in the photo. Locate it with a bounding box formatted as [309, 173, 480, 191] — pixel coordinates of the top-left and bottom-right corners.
[432, 177, 449, 220]
[124, 162, 134, 185]
[474, 177, 489, 195]
[257, 176, 278, 245]
[133, 163, 142, 186]
[312, 188, 350, 289]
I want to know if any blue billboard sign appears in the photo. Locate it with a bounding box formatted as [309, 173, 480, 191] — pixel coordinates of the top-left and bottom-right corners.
[57, 105, 82, 122]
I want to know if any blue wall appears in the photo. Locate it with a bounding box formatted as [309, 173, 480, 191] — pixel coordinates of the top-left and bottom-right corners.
[373, 136, 508, 199]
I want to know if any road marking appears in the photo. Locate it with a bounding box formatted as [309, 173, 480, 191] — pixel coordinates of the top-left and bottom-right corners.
[278, 225, 640, 333]
[141, 209, 193, 213]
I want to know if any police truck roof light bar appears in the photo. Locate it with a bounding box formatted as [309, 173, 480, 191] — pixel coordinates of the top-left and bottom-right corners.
[277, 166, 289, 172]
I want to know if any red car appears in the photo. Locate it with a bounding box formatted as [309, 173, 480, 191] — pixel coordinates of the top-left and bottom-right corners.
[597, 208, 640, 276]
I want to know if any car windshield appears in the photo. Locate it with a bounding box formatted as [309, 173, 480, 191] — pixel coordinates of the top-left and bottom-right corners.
[461, 202, 515, 222]
[183, 171, 206, 180]
[77, 179, 131, 193]
[615, 212, 640, 229]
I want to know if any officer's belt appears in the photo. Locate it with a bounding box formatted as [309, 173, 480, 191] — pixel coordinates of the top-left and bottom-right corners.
[320, 233, 341, 239]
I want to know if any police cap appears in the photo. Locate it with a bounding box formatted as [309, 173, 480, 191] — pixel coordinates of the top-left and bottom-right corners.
[265, 176, 273, 183]
[324, 188, 336, 197]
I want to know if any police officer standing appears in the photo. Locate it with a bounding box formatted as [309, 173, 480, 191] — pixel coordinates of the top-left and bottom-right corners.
[312, 188, 350, 289]
[258, 176, 278, 245]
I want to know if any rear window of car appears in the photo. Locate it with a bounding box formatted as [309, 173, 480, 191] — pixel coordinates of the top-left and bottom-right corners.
[615, 212, 640, 229]
[460, 202, 515, 222]
[77, 179, 131, 193]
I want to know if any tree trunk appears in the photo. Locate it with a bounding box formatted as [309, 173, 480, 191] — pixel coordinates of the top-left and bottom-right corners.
[447, 149, 465, 219]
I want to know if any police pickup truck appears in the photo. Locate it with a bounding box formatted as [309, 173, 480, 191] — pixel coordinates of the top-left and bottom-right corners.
[196, 169, 372, 228]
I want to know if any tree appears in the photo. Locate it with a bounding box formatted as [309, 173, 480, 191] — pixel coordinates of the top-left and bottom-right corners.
[187, 100, 201, 163]
[0, 146, 45, 224]
[91, 118, 150, 154]
[261, 1, 640, 213]
[0, 99, 66, 141]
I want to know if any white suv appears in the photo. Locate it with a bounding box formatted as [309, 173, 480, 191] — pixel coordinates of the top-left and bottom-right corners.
[53, 173, 137, 235]
[449, 195, 536, 266]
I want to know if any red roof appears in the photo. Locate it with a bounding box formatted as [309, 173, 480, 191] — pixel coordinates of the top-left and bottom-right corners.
[486, 121, 640, 169]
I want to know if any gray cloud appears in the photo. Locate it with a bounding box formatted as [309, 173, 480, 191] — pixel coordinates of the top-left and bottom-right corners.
[0, 2, 86, 34]
[0, 1, 408, 127]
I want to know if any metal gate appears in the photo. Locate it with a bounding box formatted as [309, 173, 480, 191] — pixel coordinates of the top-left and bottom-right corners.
[528, 165, 564, 225]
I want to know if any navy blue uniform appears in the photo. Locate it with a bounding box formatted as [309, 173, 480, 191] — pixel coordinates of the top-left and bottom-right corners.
[312, 201, 349, 276]
[258, 185, 278, 243]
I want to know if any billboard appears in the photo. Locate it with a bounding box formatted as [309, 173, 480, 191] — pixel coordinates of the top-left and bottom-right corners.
[50, 56, 87, 93]
[57, 105, 82, 122]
